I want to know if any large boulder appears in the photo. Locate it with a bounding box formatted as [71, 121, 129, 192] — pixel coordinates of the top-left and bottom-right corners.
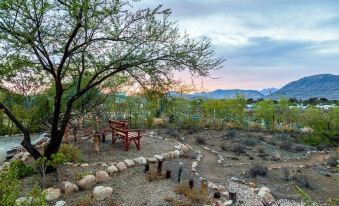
[60, 181, 79, 195]
[92, 186, 113, 201]
[116, 162, 127, 171]
[107, 165, 119, 174]
[44, 188, 61, 201]
[95, 170, 111, 182]
[77, 175, 97, 190]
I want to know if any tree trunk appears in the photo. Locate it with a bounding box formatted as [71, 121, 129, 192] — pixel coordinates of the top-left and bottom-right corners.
[0, 103, 42, 159]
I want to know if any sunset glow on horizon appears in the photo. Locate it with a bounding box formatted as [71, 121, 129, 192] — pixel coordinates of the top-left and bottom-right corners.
[140, 0, 339, 91]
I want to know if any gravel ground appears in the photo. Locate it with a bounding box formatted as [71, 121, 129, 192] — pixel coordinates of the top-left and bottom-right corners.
[18, 129, 199, 206]
[77, 130, 178, 164]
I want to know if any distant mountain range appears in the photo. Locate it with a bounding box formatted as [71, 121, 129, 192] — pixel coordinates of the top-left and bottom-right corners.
[270, 74, 339, 100]
[170, 74, 339, 100]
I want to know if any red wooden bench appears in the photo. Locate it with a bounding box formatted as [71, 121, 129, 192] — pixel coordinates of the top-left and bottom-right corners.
[108, 120, 142, 151]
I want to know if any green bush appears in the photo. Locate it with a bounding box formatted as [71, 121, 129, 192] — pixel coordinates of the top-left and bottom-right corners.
[58, 144, 83, 163]
[0, 169, 20, 206]
[50, 152, 69, 182]
[9, 160, 35, 178]
[22, 183, 47, 206]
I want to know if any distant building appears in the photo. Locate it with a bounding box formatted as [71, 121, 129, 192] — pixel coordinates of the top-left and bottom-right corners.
[289, 104, 308, 110]
[315, 104, 337, 110]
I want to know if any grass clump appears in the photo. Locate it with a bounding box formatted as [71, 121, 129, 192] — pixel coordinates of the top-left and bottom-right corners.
[292, 174, 312, 189]
[166, 184, 211, 205]
[59, 144, 83, 163]
[246, 164, 268, 178]
[230, 143, 246, 154]
[242, 138, 257, 146]
[146, 170, 166, 182]
[279, 141, 292, 151]
[292, 144, 308, 152]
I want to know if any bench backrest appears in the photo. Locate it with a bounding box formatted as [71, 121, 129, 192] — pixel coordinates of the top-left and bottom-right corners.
[109, 120, 128, 130]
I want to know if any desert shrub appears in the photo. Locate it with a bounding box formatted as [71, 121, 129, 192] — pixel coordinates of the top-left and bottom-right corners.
[278, 133, 291, 140]
[50, 153, 69, 182]
[292, 144, 308, 152]
[294, 184, 319, 206]
[23, 183, 48, 206]
[327, 157, 337, 167]
[59, 144, 83, 163]
[173, 184, 211, 204]
[242, 138, 257, 146]
[0, 169, 20, 206]
[227, 129, 237, 138]
[230, 143, 246, 154]
[246, 164, 268, 178]
[73, 196, 94, 206]
[196, 136, 206, 145]
[34, 157, 50, 188]
[8, 160, 34, 178]
[279, 141, 292, 151]
[292, 174, 311, 189]
[146, 170, 166, 182]
[257, 146, 265, 153]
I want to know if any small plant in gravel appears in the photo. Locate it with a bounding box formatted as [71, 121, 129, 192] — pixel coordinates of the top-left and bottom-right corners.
[292, 144, 308, 152]
[73, 196, 94, 206]
[23, 183, 48, 206]
[282, 168, 290, 180]
[230, 143, 246, 154]
[227, 129, 237, 138]
[278, 133, 291, 140]
[59, 144, 83, 163]
[171, 183, 211, 205]
[34, 157, 50, 188]
[146, 170, 166, 182]
[242, 138, 257, 146]
[75, 171, 93, 180]
[50, 152, 69, 182]
[279, 141, 292, 151]
[196, 136, 206, 145]
[246, 164, 268, 178]
[327, 157, 337, 167]
[292, 174, 312, 189]
[8, 159, 35, 178]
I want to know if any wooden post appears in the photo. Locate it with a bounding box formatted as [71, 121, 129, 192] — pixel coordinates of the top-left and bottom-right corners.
[214, 192, 221, 199]
[229, 192, 237, 203]
[189, 179, 194, 189]
[165, 170, 171, 179]
[157, 160, 163, 173]
[201, 178, 208, 194]
[177, 162, 183, 182]
[144, 163, 150, 173]
[93, 133, 100, 154]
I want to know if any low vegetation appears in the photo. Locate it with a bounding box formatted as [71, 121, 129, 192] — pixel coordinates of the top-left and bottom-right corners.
[246, 164, 268, 178]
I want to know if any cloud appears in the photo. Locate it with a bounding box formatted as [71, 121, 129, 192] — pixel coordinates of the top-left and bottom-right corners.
[136, 0, 339, 89]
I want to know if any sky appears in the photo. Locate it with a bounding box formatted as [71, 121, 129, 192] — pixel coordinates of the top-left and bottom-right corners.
[137, 0, 339, 91]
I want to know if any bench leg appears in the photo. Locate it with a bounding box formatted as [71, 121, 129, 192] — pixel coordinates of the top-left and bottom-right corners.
[135, 138, 141, 150]
[124, 139, 130, 151]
